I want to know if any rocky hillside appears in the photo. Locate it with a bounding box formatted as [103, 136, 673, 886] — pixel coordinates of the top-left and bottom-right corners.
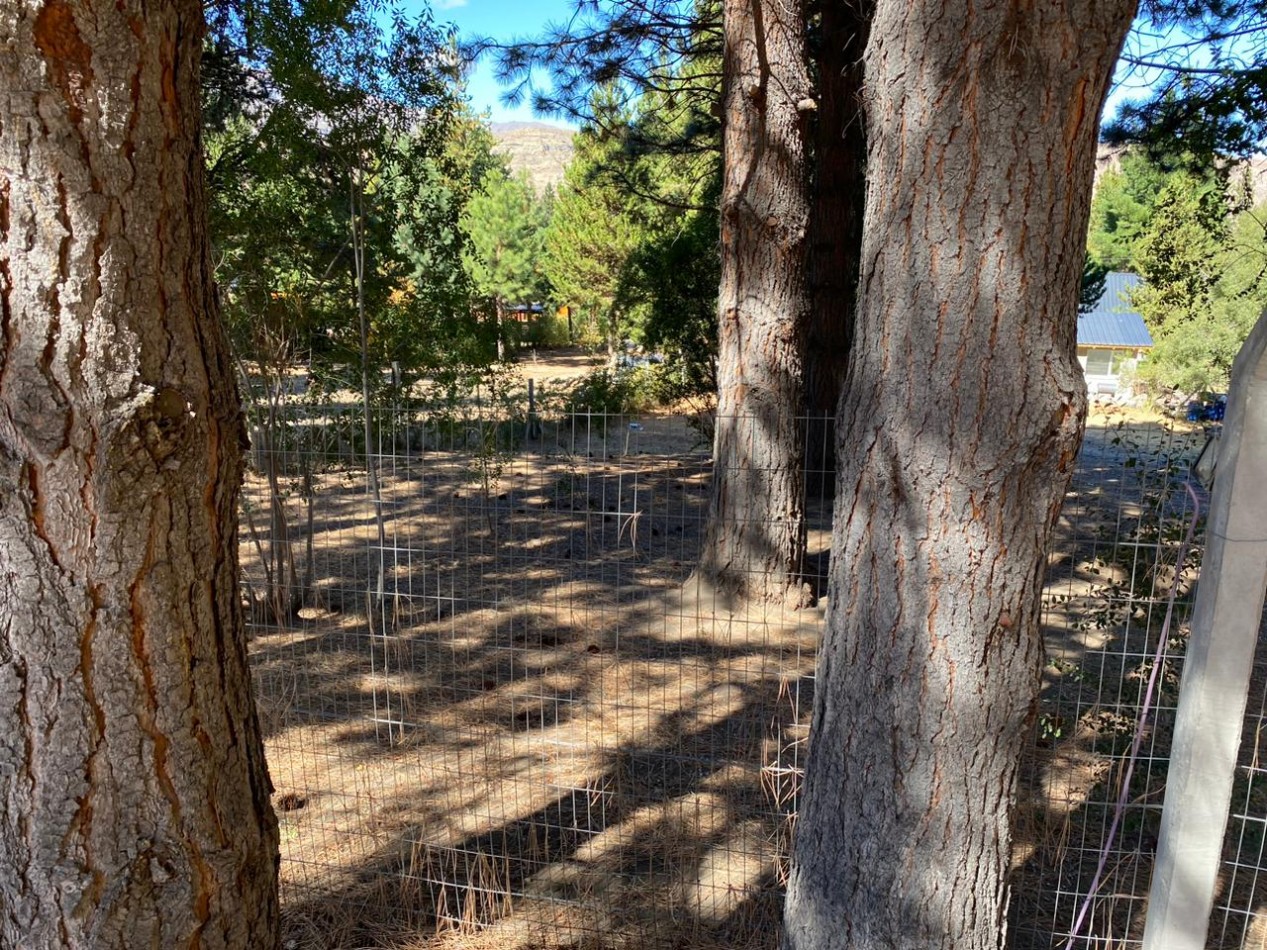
[490, 122, 575, 194]
[1095, 144, 1267, 206]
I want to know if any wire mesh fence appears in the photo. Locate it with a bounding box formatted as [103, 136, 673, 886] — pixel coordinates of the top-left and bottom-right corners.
[1212, 597, 1267, 948]
[240, 366, 1266, 949]
[1011, 419, 1207, 949]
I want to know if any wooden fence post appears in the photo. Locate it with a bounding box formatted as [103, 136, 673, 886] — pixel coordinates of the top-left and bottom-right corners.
[1143, 311, 1267, 949]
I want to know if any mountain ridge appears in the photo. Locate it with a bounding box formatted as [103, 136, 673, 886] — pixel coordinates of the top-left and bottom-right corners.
[490, 121, 575, 194]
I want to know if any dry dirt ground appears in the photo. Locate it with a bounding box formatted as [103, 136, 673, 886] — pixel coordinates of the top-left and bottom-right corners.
[242, 358, 1263, 949]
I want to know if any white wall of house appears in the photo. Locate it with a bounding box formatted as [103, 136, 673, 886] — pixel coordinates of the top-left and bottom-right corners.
[1078, 346, 1146, 395]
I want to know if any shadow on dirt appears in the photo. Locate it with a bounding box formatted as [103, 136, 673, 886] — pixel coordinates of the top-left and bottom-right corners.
[248, 411, 1267, 949]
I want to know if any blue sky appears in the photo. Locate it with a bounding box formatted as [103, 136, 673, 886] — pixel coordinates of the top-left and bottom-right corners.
[407, 0, 579, 126]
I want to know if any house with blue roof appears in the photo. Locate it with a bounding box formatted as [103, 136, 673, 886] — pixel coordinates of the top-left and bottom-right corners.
[1078, 271, 1154, 395]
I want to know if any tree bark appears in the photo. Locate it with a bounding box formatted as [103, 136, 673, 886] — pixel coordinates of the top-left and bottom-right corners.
[783, 0, 1135, 946]
[0, 1, 280, 946]
[696, 0, 814, 608]
[802, 0, 870, 502]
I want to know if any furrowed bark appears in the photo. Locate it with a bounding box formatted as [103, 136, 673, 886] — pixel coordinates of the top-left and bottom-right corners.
[697, 0, 814, 608]
[784, 0, 1135, 946]
[0, 1, 280, 946]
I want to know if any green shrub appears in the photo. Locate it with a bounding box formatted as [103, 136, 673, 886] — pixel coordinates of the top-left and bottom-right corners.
[566, 368, 640, 416]
[564, 360, 700, 418]
[523, 312, 573, 348]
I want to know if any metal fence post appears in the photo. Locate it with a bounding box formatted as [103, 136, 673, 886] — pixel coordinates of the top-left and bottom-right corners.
[1143, 311, 1267, 950]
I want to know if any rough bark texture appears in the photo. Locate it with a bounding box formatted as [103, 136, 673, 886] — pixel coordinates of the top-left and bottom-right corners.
[783, 1, 1135, 947]
[0, 1, 281, 946]
[697, 0, 813, 607]
[802, 0, 870, 500]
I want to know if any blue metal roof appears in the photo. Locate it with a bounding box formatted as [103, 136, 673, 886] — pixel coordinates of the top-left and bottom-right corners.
[1078, 271, 1154, 348]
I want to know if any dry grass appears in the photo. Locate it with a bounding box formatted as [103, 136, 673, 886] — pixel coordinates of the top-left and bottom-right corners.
[244, 378, 1263, 950]
[248, 407, 818, 949]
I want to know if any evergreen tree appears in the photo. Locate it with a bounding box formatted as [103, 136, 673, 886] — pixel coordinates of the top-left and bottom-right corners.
[620, 68, 723, 389]
[1083, 147, 1267, 393]
[1106, 2, 1267, 160]
[1087, 150, 1172, 270]
[632, 203, 721, 392]
[477, 0, 721, 142]
[2, 1, 280, 941]
[463, 171, 551, 358]
[389, 108, 510, 368]
[785, 0, 1135, 944]
[1080, 254, 1110, 313]
[1133, 171, 1230, 336]
[1134, 192, 1267, 392]
[544, 127, 650, 354]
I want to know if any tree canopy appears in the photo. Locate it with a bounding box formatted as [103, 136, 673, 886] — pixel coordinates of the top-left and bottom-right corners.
[463, 169, 551, 345]
[1108, 1, 1267, 159]
[1086, 147, 1267, 392]
[203, 0, 528, 389]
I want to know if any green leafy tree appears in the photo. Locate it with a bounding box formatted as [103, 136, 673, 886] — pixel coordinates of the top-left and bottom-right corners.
[544, 125, 651, 354]
[208, 115, 345, 358]
[1089, 1, 1267, 386]
[1135, 198, 1267, 392]
[1082, 147, 1267, 394]
[204, 1, 462, 374]
[479, 2, 726, 375]
[632, 204, 721, 392]
[1087, 150, 1171, 270]
[463, 170, 551, 358]
[204, 0, 466, 621]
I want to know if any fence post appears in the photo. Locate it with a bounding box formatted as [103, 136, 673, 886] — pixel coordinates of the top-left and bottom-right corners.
[1142, 311, 1267, 950]
[526, 378, 542, 440]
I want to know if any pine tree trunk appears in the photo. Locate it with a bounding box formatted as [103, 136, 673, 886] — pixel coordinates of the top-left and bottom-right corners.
[697, 0, 814, 608]
[802, 0, 870, 502]
[783, 1, 1135, 946]
[0, 2, 280, 946]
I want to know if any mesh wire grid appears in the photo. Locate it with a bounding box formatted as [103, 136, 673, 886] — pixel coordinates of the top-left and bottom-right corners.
[240, 373, 1261, 950]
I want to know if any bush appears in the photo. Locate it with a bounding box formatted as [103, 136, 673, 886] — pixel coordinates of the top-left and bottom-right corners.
[565, 368, 641, 416]
[522, 312, 574, 348]
[562, 359, 701, 418]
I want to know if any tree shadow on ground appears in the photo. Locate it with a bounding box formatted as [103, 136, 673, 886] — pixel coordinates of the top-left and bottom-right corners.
[1004, 418, 1261, 949]
[247, 414, 830, 949]
[265, 595, 819, 950]
[250, 411, 1262, 950]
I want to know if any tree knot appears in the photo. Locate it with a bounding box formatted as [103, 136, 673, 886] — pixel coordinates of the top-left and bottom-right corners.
[136, 387, 194, 468]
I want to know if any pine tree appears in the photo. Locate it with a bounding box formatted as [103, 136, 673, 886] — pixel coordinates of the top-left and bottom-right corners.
[545, 125, 651, 354]
[1, 1, 280, 942]
[784, 0, 1135, 944]
[464, 171, 551, 358]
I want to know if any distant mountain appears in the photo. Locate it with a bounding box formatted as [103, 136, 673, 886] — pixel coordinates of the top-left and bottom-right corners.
[490, 122, 575, 194]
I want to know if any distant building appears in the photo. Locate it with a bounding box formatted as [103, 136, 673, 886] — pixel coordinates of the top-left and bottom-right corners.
[507, 302, 545, 323]
[1077, 271, 1153, 395]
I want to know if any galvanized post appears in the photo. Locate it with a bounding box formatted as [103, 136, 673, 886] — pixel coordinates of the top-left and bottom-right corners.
[1143, 311, 1267, 950]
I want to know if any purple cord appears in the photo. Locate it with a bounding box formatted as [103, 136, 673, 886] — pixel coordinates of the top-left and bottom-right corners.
[1061, 481, 1202, 949]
